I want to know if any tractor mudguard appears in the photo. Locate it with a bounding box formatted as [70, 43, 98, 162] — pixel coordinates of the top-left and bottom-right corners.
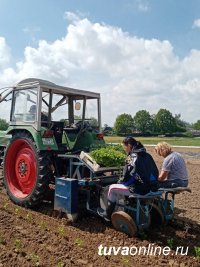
[6, 126, 58, 151]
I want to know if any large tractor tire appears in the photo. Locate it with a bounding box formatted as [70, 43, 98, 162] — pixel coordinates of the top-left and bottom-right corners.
[3, 132, 52, 207]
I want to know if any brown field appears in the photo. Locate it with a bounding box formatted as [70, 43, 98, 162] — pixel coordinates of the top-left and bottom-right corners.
[0, 147, 199, 267]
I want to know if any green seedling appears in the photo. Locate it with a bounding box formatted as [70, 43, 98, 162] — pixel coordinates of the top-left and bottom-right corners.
[74, 237, 84, 247]
[167, 238, 174, 249]
[26, 253, 40, 266]
[26, 212, 33, 222]
[38, 220, 48, 231]
[57, 262, 64, 267]
[0, 233, 5, 244]
[3, 202, 9, 210]
[121, 256, 130, 266]
[194, 246, 200, 259]
[58, 224, 65, 237]
[15, 208, 20, 218]
[14, 239, 23, 252]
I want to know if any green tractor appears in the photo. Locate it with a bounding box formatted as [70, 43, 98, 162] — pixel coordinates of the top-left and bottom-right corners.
[0, 78, 105, 207]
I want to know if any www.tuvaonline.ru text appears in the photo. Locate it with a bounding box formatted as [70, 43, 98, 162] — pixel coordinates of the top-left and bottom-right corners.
[98, 244, 189, 256]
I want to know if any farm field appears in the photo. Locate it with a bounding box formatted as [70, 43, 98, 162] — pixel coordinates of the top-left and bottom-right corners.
[0, 147, 199, 266]
[105, 136, 200, 146]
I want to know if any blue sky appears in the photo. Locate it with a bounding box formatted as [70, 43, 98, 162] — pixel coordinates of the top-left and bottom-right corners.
[1, 0, 200, 124]
[1, 0, 200, 60]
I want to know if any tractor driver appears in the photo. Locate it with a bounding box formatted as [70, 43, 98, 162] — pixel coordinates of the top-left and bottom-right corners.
[29, 104, 36, 115]
[98, 137, 159, 221]
[29, 105, 48, 122]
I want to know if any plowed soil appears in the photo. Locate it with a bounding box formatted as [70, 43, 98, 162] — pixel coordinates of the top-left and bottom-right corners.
[0, 147, 199, 267]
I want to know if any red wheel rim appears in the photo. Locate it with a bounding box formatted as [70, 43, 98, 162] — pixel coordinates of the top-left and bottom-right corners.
[5, 139, 37, 199]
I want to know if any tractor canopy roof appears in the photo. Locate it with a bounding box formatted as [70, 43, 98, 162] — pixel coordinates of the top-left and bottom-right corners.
[15, 78, 100, 100]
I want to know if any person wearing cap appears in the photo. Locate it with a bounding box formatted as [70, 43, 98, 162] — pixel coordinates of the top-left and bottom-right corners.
[154, 142, 188, 188]
[29, 104, 48, 122]
[29, 104, 37, 121]
[29, 104, 36, 114]
[98, 137, 159, 221]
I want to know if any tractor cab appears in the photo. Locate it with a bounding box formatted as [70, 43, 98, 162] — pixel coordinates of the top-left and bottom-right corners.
[5, 78, 104, 152]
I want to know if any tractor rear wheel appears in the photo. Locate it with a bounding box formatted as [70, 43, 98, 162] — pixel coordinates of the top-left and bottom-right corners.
[3, 133, 52, 207]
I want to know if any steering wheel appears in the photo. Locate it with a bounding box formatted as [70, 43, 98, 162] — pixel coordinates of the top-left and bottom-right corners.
[75, 120, 91, 129]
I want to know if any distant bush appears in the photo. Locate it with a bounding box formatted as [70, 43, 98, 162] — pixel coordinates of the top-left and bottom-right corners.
[185, 131, 194, 138]
[0, 118, 9, 131]
[165, 132, 188, 137]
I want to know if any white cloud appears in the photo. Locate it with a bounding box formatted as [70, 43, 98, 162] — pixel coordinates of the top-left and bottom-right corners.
[22, 26, 41, 44]
[1, 13, 200, 125]
[192, 18, 200, 28]
[64, 11, 81, 22]
[23, 26, 41, 34]
[64, 11, 89, 22]
[137, 0, 150, 12]
[127, 0, 150, 13]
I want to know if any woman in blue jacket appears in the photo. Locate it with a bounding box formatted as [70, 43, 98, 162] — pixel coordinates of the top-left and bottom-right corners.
[98, 137, 159, 221]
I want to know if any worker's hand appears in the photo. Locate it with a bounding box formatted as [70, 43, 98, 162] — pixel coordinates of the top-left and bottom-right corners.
[129, 186, 135, 194]
[117, 179, 122, 184]
[158, 170, 169, 181]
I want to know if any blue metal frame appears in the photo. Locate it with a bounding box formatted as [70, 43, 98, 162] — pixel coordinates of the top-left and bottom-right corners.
[54, 154, 120, 219]
[117, 191, 163, 230]
[54, 178, 78, 218]
[159, 192, 175, 222]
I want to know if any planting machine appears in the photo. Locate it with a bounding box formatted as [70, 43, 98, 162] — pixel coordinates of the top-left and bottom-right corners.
[0, 78, 191, 236]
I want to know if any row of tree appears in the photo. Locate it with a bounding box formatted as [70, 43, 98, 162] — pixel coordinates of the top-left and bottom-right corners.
[113, 109, 190, 135]
[0, 108, 200, 135]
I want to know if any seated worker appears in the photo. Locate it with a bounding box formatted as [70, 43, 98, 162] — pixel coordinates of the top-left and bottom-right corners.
[29, 104, 36, 114]
[29, 105, 48, 122]
[154, 142, 188, 188]
[98, 136, 159, 221]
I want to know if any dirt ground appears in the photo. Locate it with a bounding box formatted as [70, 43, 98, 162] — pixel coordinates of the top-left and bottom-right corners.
[0, 147, 199, 267]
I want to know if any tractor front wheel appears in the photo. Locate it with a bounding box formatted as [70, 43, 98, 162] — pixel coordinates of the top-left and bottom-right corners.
[3, 134, 52, 207]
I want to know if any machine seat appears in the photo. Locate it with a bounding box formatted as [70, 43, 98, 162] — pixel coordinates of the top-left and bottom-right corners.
[51, 121, 64, 144]
[128, 191, 162, 199]
[158, 187, 191, 194]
